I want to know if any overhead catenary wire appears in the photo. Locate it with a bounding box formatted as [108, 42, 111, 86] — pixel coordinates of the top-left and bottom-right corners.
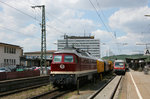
[0, 25, 38, 38]
[46, 12, 65, 25]
[0, 25, 23, 34]
[95, 0, 108, 24]
[31, 8, 65, 34]
[0, 1, 64, 34]
[95, 0, 116, 38]
[27, 0, 68, 34]
[46, 12, 74, 34]
[96, 0, 130, 55]
[0, 0, 38, 21]
[89, 0, 116, 40]
[89, 0, 110, 32]
[89, 0, 122, 55]
[96, 0, 124, 53]
[27, 0, 64, 26]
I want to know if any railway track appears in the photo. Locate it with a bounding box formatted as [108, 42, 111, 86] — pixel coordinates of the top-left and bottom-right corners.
[110, 76, 122, 99]
[88, 75, 122, 99]
[0, 75, 49, 97]
[28, 88, 74, 99]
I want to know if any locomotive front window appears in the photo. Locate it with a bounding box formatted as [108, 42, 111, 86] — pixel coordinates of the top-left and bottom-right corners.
[115, 62, 124, 67]
[64, 55, 73, 62]
[53, 55, 62, 62]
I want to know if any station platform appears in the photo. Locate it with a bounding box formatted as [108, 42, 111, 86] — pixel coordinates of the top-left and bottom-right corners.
[118, 69, 150, 99]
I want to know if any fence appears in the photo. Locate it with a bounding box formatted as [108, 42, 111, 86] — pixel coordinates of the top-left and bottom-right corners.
[0, 70, 40, 81]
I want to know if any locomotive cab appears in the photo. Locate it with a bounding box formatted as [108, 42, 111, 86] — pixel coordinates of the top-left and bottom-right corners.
[50, 50, 79, 87]
[50, 48, 98, 88]
[51, 53, 78, 71]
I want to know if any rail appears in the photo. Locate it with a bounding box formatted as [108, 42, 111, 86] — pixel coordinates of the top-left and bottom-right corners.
[87, 76, 116, 99]
[0, 75, 49, 97]
[110, 76, 122, 99]
[28, 88, 74, 99]
[88, 75, 122, 99]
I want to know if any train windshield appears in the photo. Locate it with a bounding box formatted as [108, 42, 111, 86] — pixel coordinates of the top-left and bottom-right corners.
[64, 55, 73, 62]
[53, 55, 62, 62]
[115, 62, 124, 67]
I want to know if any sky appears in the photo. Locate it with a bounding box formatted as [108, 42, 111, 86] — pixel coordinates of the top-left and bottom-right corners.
[0, 0, 150, 57]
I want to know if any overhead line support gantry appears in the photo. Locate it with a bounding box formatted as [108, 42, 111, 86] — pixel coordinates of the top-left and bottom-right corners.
[31, 5, 47, 75]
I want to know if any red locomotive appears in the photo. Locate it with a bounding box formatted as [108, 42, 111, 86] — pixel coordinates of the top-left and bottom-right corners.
[50, 47, 113, 87]
[50, 47, 98, 87]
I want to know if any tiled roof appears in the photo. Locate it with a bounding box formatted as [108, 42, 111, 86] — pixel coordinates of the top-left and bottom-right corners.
[0, 42, 22, 48]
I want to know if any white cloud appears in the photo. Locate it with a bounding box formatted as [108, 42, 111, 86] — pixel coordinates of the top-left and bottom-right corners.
[109, 6, 150, 34]
[0, 0, 149, 55]
[19, 24, 39, 36]
[92, 29, 114, 42]
[108, 6, 150, 55]
[16, 38, 41, 52]
[97, 0, 148, 9]
[65, 0, 148, 10]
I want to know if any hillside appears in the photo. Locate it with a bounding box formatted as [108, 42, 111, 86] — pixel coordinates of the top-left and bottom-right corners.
[102, 54, 150, 62]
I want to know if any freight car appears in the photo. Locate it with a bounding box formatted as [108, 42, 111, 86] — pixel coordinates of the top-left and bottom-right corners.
[50, 47, 112, 87]
[108, 60, 113, 70]
[96, 59, 113, 75]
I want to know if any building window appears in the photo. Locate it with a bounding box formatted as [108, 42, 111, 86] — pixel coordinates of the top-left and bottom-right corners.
[4, 59, 6, 65]
[4, 46, 6, 53]
[10, 48, 12, 53]
[14, 48, 16, 54]
[6, 59, 8, 64]
[6, 47, 8, 53]
[4, 59, 16, 66]
[14, 59, 16, 65]
[4, 46, 16, 54]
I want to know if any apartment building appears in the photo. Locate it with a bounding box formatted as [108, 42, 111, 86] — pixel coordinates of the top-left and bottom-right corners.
[0, 42, 23, 67]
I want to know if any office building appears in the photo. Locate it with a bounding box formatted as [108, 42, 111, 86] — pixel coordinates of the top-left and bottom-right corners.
[57, 36, 100, 58]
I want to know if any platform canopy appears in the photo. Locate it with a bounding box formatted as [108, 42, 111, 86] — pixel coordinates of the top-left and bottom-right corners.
[126, 58, 147, 63]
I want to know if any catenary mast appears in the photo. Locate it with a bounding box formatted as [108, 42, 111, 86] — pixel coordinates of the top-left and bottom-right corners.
[32, 5, 47, 74]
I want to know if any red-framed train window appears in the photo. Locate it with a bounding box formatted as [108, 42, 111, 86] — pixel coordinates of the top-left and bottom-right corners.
[64, 55, 74, 62]
[53, 55, 62, 62]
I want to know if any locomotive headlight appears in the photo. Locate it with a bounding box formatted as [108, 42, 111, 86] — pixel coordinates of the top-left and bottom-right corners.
[52, 74, 55, 76]
[70, 74, 73, 77]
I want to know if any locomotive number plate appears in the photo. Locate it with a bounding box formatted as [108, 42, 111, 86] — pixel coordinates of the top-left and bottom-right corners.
[60, 64, 65, 69]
